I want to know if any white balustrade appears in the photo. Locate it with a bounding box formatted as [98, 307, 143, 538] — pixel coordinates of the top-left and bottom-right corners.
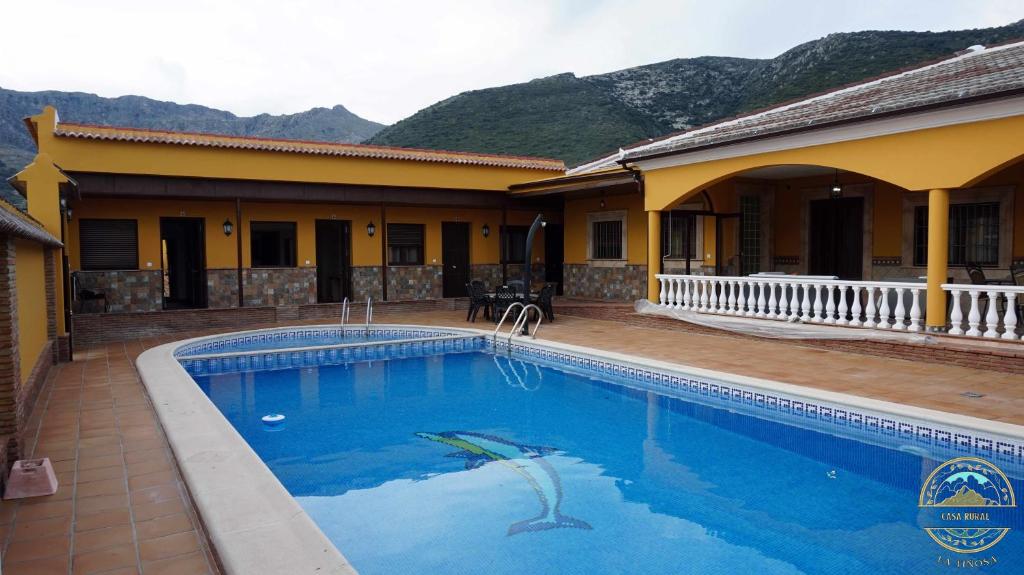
[654, 274, 931, 336]
[942, 283, 1024, 341]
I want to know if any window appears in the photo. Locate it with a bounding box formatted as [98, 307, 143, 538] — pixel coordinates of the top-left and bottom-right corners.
[251, 221, 297, 267]
[739, 195, 762, 275]
[587, 211, 626, 261]
[388, 223, 424, 265]
[79, 219, 138, 270]
[501, 225, 528, 263]
[661, 212, 698, 259]
[913, 203, 999, 266]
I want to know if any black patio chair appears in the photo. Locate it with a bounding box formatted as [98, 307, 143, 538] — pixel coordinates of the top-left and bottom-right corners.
[493, 285, 518, 323]
[466, 282, 493, 323]
[966, 262, 1010, 324]
[532, 283, 555, 322]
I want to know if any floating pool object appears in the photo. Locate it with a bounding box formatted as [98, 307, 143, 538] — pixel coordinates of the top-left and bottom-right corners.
[262, 413, 286, 425]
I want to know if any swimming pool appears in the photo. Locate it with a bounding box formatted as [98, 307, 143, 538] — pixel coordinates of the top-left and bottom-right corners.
[167, 328, 1024, 574]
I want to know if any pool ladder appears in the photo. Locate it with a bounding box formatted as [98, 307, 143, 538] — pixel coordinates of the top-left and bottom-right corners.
[340, 297, 351, 326]
[492, 302, 544, 348]
[364, 296, 373, 336]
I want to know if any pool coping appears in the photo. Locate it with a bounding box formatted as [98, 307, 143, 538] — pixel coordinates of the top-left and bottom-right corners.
[137, 323, 1024, 575]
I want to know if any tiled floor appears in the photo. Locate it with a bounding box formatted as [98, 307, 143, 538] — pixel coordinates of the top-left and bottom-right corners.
[0, 345, 218, 574]
[2, 306, 1022, 573]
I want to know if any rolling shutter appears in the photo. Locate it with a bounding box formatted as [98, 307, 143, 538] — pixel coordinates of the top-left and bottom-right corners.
[79, 219, 139, 270]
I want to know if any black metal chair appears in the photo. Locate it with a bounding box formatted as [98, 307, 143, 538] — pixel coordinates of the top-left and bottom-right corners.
[466, 282, 493, 323]
[493, 285, 518, 323]
[532, 283, 555, 322]
[966, 262, 1010, 322]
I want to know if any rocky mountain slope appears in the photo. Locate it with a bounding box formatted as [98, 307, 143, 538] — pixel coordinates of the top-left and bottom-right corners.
[0, 89, 383, 205]
[370, 20, 1024, 166]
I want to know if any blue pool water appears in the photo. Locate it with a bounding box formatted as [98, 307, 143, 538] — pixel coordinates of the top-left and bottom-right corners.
[192, 351, 1024, 574]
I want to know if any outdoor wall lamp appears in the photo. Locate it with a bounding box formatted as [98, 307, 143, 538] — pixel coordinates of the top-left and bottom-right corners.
[223, 218, 234, 237]
[367, 221, 376, 237]
[482, 223, 490, 238]
[830, 169, 843, 199]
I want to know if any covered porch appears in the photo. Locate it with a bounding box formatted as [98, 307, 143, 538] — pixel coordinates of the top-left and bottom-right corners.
[648, 159, 1024, 340]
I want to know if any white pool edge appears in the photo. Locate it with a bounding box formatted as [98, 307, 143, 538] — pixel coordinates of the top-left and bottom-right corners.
[137, 324, 1024, 575]
[137, 342, 357, 575]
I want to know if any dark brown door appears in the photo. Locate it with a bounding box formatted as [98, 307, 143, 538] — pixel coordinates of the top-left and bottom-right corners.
[442, 222, 470, 298]
[809, 198, 864, 280]
[544, 223, 564, 295]
[315, 220, 352, 303]
[160, 217, 207, 309]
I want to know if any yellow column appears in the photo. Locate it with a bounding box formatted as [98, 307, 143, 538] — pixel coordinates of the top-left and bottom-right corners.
[647, 210, 661, 303]
[926, 188, 949, 331]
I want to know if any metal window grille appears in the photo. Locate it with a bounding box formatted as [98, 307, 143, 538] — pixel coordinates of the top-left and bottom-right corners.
[592, 220, 622, 259]
[913, 202, 999, 266]
[740, 196, 761, 275]
[79, 219, 139, 270]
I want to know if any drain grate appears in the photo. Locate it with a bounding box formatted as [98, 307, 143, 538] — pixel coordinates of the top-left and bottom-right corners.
[960, 391, 986, 399]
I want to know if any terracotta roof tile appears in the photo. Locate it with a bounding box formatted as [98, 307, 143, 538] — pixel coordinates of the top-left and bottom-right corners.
[622, 41, 1024, 161]
[53, 124, 566, 172]
[0, 197, 61, 246]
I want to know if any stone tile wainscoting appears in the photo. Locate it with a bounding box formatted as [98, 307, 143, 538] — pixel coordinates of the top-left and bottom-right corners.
[73, 270, 163, 313]
[504, 263, 546, 287]
[243, 268, 317, 307]
[469, 264, 502, 289]
[388, 265, 442, 301]
[352, 266, 384, 302]
[205, 269, 239, 308]
[564, 264, 647, 301]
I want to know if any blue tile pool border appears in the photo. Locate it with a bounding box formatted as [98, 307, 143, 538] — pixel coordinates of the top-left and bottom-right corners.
[174, 326, 1024, 474]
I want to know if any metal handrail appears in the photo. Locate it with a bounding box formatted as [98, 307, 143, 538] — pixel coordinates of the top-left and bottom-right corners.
[340, 297, 350, 326]
[508, 304, 544, 342]
[365, 296, 373, 336]
[492, 302, 527, 340]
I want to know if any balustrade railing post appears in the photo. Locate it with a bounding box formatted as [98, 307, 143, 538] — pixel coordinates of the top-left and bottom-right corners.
[878, 287, 892, 329]
[658, 277, 667, 306]
[849, 287, 863, 327]
[755, 282, 767, 318]
[836, 286, 849, 326]
[983, 289, 1000, 338]
[892, 287, 907, 330]
[699, 279, 709, 312]
[682, 278, 692, 310]
[1002, 292, 1019, 341]
[863, 287, 877, 329]
[726, 281, 737, 314]
[908, 288, 922, 332]
[766, 282, 778, 319]
[799, 283, 811, 322]
[966, 290, 982, 337]
[948, 289, 963, 335]
[823, 284, 836, 324]
[811, 284, 824, 323]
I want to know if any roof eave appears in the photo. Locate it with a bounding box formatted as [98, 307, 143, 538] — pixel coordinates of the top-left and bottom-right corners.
[623, 88, 1024, 165]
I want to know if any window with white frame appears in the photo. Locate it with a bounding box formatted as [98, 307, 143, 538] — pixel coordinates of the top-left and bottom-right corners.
[587, 211, 627, 261]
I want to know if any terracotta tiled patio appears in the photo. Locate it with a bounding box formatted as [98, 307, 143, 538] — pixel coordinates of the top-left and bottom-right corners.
[2, 307, 1022, 573]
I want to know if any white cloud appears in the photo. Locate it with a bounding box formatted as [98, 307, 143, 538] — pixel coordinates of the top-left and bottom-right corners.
[0, 0, 1019, 125]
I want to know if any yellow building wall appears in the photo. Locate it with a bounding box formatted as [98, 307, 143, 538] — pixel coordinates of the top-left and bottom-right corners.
[564, 193, 647, 265]
[15, 239, 48, 384]
[641, 115, 1024, 212]
[67, 198, 559, 271]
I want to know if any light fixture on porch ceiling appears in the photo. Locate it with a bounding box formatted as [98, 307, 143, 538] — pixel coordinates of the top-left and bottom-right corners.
[367, 221, 376, 237]
[482, 223, 490, 238]
[222, 218, 234, 237]
[830, 169, 843, 199]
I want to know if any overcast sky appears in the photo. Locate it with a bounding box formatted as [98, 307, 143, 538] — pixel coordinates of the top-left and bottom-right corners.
[2, 1, 1021, 125]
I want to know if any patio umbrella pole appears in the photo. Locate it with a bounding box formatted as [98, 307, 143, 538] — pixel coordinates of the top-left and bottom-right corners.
[521, 213, 545, 334]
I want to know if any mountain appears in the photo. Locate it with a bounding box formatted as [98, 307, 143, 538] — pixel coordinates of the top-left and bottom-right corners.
[0, 89, 384, 207]
[370, 20, 1024, 166]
